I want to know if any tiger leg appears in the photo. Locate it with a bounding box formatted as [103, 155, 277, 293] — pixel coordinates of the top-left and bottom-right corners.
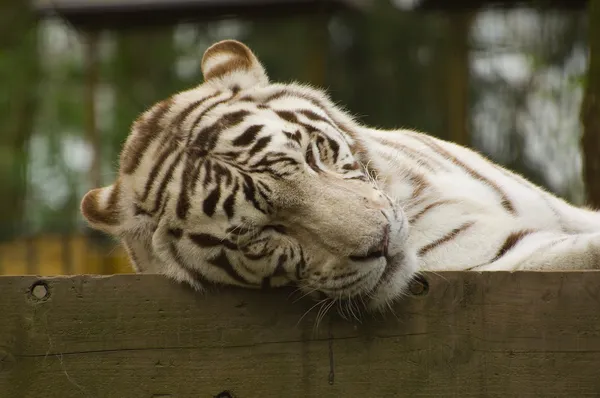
[471, 231, 600, 271]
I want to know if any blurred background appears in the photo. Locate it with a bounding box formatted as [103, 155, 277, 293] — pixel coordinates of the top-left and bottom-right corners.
[0, 0, 597, 276]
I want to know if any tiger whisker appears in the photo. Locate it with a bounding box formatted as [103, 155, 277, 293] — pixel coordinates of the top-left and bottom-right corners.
[314, 298, 336, 334]
[296, 298, 329, 327]
[291, 286, 321, 303]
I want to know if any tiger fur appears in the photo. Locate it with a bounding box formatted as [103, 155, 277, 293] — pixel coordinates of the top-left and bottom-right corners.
[81, 40, 600, 312]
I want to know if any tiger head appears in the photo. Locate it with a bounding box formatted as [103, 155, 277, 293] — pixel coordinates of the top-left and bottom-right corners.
[80, 40, 417, 312]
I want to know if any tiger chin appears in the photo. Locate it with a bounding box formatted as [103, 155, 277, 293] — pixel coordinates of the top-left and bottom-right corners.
[81, 39, 600, 315]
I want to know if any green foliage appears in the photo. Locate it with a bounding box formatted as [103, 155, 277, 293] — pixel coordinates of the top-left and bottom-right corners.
[0, 0, 591, 238]
[0, 0, 39, 240]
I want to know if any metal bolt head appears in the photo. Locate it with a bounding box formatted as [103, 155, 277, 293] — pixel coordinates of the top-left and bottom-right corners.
[408, 275, 429, 296]
[31, 282, 49, 300]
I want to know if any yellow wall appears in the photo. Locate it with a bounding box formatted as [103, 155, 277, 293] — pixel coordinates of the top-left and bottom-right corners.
[0, 234, 133, 275]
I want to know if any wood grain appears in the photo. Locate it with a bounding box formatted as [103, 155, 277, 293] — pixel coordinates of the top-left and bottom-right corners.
[1, 271, 600, 397]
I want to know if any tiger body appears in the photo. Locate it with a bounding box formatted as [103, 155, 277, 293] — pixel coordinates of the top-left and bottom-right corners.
[363, 128, 600, 270]
[81, 40, 600, 312]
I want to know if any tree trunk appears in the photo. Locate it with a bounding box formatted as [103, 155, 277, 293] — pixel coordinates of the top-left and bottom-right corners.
[110, 28, 177, 167]
[83, 31, 102, 189]
[445, 11, 474, 147]
[581, 1, 600, 208]
[307, 6, 329, 87]
[0, 0, 38, 241]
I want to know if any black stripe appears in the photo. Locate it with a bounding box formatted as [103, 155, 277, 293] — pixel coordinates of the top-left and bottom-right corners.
[243, 251, 267, 260]
[332, 270, 358, 281]
[192, 127, 217, 157]
[222, 182, 238, 219]
[208, 251, 250, 285]
[374, 136, 445, 172]
[158, 192, 170, 220]
[188, 232, 237, 251]
[490, 230, 536, 263]
[213, 162, 232, 186]
[176, 97, 233, 215]
[122, 98, 173, 175]
[273, 254, 288, 277]
[264, 90, 288, 103]
[250, 154, 301, 172]
[203, 187, 221, 217]
[178, 105, 240, 220]
[342, 162, 360, 171]
[232, 124, 263, 146]
[268, 90, 361, 140]
[187, 96, 233, 143]
[168, 228, 183, 239]
[295, 249, 307, 280]
[203, 159, 213, 187]
[326, 136, 340, 163]
[242, 173, 266, 214]
[261, 277, 271, 289]
[176, 154, 193, 220]
[256, 184, 273, 209]
[171, 93, 220, 136]
[275, 110, 299, 124]
[194, 110, 250, 152]
[315, 134, 340, 163]
[134, 205, 152, 216]
[284, 130, 302, 145]
[257, 180, 272, 193]
[298, 109, 330, 124]
[167, 242, 217, 289]
[275, 109, 319, 135]
[410, 132, 517, 214]
[247, 136, 272, 158]
[410, 200, 456, 224]
[240, 238, 270, 257]
[331, 272, 371, 292]
[188, 232, 222, 247]
[177, 157, 206, 220]
[306, 144, 317, 170]
[418, 221, 475, 257]
[152, 151, 183, 213]
[141, 143, 176, 202]
[188, 158, 205, 196]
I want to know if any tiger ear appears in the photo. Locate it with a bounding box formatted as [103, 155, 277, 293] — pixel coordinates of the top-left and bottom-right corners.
[80, 182, 123, 235]
[201, 40, 269, 90]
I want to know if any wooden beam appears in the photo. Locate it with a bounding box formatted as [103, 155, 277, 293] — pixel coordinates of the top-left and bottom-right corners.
[1, 272, 600, 396]
[32, 0, 362, 30]
[581, 0, 600, 207]
[416, 0, 588, 11]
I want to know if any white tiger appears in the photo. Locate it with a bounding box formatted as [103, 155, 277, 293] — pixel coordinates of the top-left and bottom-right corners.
[81, 39, 600, 312]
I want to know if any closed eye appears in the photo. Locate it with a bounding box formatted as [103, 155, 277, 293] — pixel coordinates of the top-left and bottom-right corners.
[134, 205, 152, 217]
[305, 143, 319, 172]
[262, 224, 287, 234]
[344, 175, 368, 181]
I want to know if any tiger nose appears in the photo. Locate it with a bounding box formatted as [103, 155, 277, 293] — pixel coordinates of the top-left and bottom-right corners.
[375, 224, 390, 257]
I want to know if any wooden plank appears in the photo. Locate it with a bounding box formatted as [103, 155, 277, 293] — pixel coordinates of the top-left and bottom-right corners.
[1, 271, 600, 397]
